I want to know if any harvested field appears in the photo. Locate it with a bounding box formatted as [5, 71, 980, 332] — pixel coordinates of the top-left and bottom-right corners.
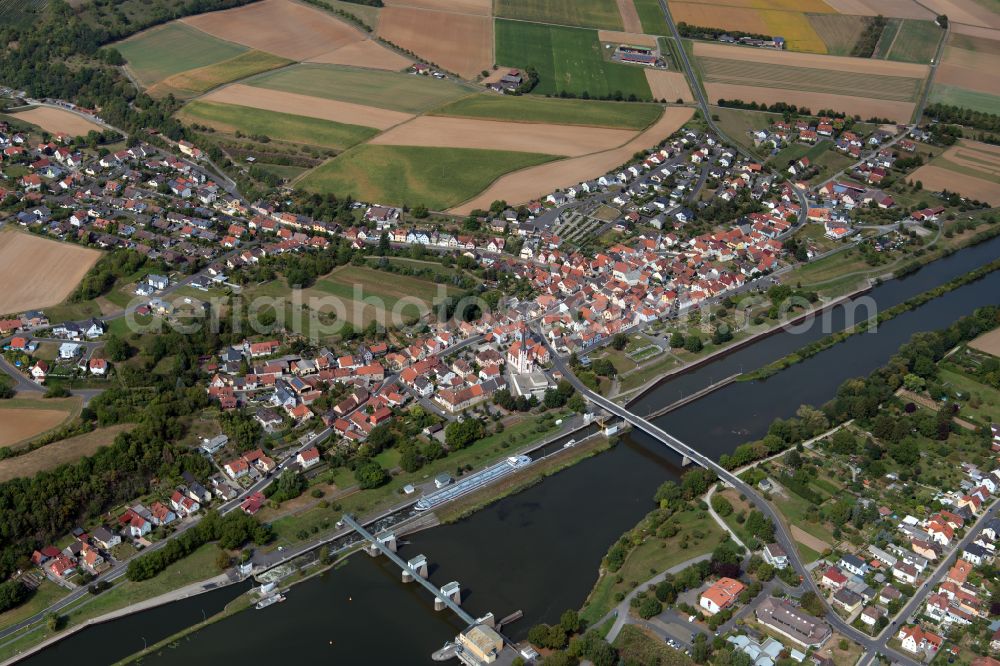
[704, 82, 917, 122]
[693, 41, 930, 77]
[308, 39, 411, 70]
[669, 3, 769, 35]
[450, 106, 694, 213]
[945, 140, 1000, 179]
[182, 0, 364, 62]
[495, 0, 624, 29]
[116, 22, 247, 87]
[950, 23, 1000, 39]
[246, 63, 473, 113]
[0, 425, 134, 483]
[807, 14, 868, 55]
[495, 20, 652, 99]
[9, 107, 103, 137]
[669, 0, 835, 52]
[383, 0, 490, 13]
[969, 328, 1000, 358]
[909, 165, 1000, 204]
[178, 101, 378, 150]
[429, 95, 664, 129]
[821, 0, 933, 18]
[0, 409, 71, 449]
[0, 229, 101, 313]
[597, 30, 659, 47]
[936, 37, 1000, 97]
[377, 7, 492, 78]
[199, 84, 413, 130]
[298, 145, 558, 209]
[148, 50, 292, 97]
[617, 0, 644, 33]
[645, 69, 693, 102]
[920, 0, 1000, 29]
[370, 116, 637, 155]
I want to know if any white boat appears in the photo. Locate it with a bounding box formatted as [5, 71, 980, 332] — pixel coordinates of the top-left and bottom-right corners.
[563, 439, 576, 448]
[255, 593, 286, 609]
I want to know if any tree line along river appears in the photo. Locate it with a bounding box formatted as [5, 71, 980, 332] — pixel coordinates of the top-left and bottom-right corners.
[19, 233, 1000, 665]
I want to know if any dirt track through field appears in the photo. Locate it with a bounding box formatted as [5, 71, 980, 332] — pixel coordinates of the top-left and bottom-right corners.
[307, 39, 412, 70]
[694, 41, 929, 77]
[11, 107, 103, 136]
[449, 106, 694, 213]
[377, 6, 492, 78]
[0, 229, 101, 313]
[645, 70, 693, 102]
[704, 82, 916, 122]
[182, 0, 364, 61]
[909, 165, 1000, 205]
[199, 84, 414, 129]
[370, 116, 638, 155]
[616, 0, 644, 33]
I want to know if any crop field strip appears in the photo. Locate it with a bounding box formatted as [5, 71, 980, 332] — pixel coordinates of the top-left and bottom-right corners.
[494, 0, 624, 29]
[116, 22, 249, 87]
[698, 57, 923, 101]
[428, 94, 664, 130]
[148, 50, 292, 97]
[885, 19, 943, 63]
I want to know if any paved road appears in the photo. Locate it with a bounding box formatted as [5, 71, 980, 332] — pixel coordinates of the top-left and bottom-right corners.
[654, 0, 810, 230]
[542, 335, 923, 665]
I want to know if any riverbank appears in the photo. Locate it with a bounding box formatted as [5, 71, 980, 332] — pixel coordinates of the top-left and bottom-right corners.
[740, 256, 1000, 382]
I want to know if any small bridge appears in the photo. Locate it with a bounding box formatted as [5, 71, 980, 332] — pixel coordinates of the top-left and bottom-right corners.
[339, 514, 477, 625]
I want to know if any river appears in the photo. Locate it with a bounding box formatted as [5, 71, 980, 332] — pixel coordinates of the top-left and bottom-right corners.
[20, 234, 1000, 665]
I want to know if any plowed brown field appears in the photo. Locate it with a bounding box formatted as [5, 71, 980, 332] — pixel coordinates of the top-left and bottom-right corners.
[0, 230, 101, 313]
[308, 39, 412, 70]
[909, 165, 1000, 204]
[377, 7, 492, 78]
[645, 70, 693, 102]
[11, 107, 103, 136]
[704, 82, 916, 122]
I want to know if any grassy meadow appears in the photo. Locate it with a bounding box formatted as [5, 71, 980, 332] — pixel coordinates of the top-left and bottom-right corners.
[430, 94, 663, 129]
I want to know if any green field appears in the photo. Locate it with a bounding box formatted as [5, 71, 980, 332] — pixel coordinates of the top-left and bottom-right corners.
[178, 101, 377, 150]
[245, 64, 474, 113]
[430, 94, 662, 129]
[153, 50, 291, 96]
[494, 0, 623, 29]
[255, 163, 308, 181]
[494, 20, 653, 99]
[325, 0, 381, 29]
[117, 23, 248, 87]
[698, 56, 922, 101]
[770, 140, 832, 166]
[633, 0, 667, 34]
[886, 20, 943, 64]
[929, 84, 1000, 115]
[298, 144, 558, 209]
[312, 264, 448, 308]
[807, 14, 867, 56]
[711, 106, 780, 150]
[873, 18, 901, 58]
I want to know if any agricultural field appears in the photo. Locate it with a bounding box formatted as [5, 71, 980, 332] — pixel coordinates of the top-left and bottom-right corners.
[668, 0, 837, 53]
[244, 64, 474, 114]
[931, 33, 1000, 114]
[178, 101, 378, 151]
[494, 19, 653, 99]
[711, 106, 781, 150]
[116, 22, 248, 88]
[693, 41, 928, 121]
[429, 94, 663, 129]
[451, 106, 694, 214]
[0, 424, 134, 483]
[0, 229, 101, 314]
[198, 84, 413, 130]
[884, 19, 943, 63]
[908, 139, 1000, 205]
[370, 116, 637, 155]
[0, 396, 81, 450]
[969, 327, 1000, 357]
[631, 0, 667, 33]
[494, 0, 624, 29]
[297, 145, 558, 210]
[821, 0, 934, 19]
[645, 69, 694, 102]
[377, 6, 492, 78]
[147, 51, 292, 98]
[806, 14, 868, 55]
[181, 0, 365, 62]
[9, 107, 103, 137]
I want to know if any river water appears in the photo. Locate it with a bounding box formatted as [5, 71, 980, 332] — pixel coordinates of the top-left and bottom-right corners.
[20, 234, 1000, 665]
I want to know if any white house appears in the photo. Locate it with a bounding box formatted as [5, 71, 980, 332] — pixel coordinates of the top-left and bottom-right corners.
[59, 342, 82, 359]
[763, 543, 788, 569]
[296, 447, 321, 469]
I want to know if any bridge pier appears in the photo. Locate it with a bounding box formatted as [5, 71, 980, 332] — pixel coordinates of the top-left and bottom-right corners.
[435, 581, 461, 611]
[402, 554, 428, 582]
[681, 455, 693, 466]
[366, 531, 396, 556]
[475, 612, 496, 629]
